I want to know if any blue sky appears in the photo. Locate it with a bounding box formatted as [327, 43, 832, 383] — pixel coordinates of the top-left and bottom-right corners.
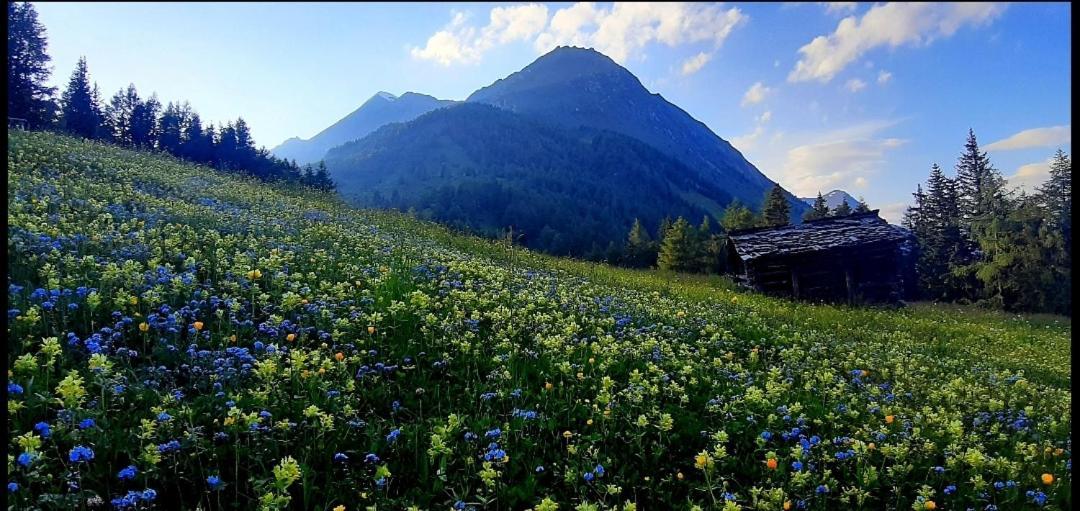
[35, 2, 1071, 222]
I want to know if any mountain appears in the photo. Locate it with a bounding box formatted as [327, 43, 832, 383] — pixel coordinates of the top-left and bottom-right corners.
[800, 189, 862, 210]
[270, 91, 454, 165]
[466, 46, 809, 220]
[324, 103, 727, 258]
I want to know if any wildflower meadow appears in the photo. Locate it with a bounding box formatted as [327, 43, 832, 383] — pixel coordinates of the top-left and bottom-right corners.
[6, 131, 1072, 510]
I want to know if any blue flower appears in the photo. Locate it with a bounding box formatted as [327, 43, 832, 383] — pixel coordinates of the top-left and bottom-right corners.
[364, 453, 380, 464]
[141, 489, 157, 501]
[17, 452, 35, 467]
[7, 482, 17, 492]
[535, 465, 545, 473]
[583, 471, 595, 482]
[943, 485, 956, 495]
[334, 453, 349, 463]
[791, 461, 803, 471]
[815, 485, 829, 494]
[594, 464, 605, 477]
[386, 428, 401, 443]
[34, 422, 51, 438]
[69, 445, 95, 463]
[484, 428, 501, 439]
[454, 501, 466, 510]
[118, 465, 138, 480]
[8, 383, 23, 395]
[79, 418, 96, 430]
[206, 475, 223, 490]
[156, 412, 172, 422]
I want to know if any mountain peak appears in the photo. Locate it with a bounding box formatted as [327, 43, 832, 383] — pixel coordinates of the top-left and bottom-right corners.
[374, 91, 397, 101]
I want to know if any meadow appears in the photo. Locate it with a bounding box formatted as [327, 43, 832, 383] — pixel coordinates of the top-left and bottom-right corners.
[6, 131, 1072, 510]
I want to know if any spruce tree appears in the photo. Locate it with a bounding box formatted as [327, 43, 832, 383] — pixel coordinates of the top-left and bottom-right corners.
[854, 196, 871, 213]
[60, 57, 101, 139]
[130, 93, 160, 148]
[157, 102, 183, 153]
[954, 129, 1006, 231]
[106, 84, 140, 145]
[720, 199, 759, 231]
[623, 218, 655, 268]
[761, 184, 791, 227]
[314, 161, 334, 191]
[1036, 149, 1071, 237]
[804, 192, 829, 221]
[657, 217, 696, 272]
[920, 164, 966, 300]
[832, 201, 852, 217]
[7, 2, 57, 129]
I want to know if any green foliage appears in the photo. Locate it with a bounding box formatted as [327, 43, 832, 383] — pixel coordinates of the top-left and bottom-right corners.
[621, 218, 656, 268]
[803, 192, 830, 221]
[720, 199, 760, 231]
[831, 201, 852, 217]
[761, 184, 791, 227]
[657, 217, 699, 272]
[7, 2, 56, 129]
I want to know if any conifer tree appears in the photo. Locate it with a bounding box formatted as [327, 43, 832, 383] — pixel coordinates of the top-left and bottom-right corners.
[854, 196, 871, 213]
[954, 129, 1006, 232]
[657, 217, 696, 272]
[720, 199, 759, 231]
[105, 84, 140, 145]
[804, 192, 830, 221]
[1036, 149, 1071, 238]
[314, 161, 335, 191]
[761, 184, 791, 227]
[157, 101, 184, 153]
[623, 218, 655, 268]
[7, 2, 57, 129]
[832, 201, 852, 217]
[60, 57, 101, 139]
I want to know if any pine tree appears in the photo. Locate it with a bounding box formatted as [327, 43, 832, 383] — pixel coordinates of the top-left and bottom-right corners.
[7, 2, 57, 129]
[157, 101, 183, 153]
[954, 129, 1006, 233]
[1036, 149, 1071, 239]
[314, 161, 334, 191]
[832, 201, 853, 217]
[105, 84, 140, 145]
[854, 196, 871, 213]
[804, 192, 830, 221]
[919, 164, 967, 300]
[720, 199, 759, 231]
[622, 218, 655, 268]
[761, 184, 791, 227]
[130, 93, 160, 148]
[657, 217, 696, 272]
[60, 57, 101, 139]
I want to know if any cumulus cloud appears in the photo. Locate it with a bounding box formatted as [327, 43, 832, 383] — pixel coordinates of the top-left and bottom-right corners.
[680, 51, 712, 76]
[741, 81, 772, 107]
[877, 202, 909, 224]
[732, 125, 767, 152]
[788, 3, 1004, 83]
[985, 125, 1072, 151]
[411, 4, 549, 65]
[758, 110, 773, 123]
[535, 2, 748, 64]
[877, 70, 892, 84]
[780, 137, 907, 195]
[845, 78, 867, 92]
[1006, 160, 1052, 192]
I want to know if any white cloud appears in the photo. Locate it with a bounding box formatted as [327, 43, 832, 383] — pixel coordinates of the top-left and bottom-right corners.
[758, 110, 773, 123]
[1006, 160, 1052, 192]
[877, 201, 909, 224]
[741, 81, 772, 107]
[732, 124, 767, 152]
[985, 125, 1072, 151]
[788, 3, 1004, 83]
[534, 2, 748, 64]
[823, 2, 858, 15]
[680, 51, 712, 76]
[780, 137, 907, 195]
[845, 78, 867, 92]
[411, 4, 549, 65]
[877, 69, 892, 84]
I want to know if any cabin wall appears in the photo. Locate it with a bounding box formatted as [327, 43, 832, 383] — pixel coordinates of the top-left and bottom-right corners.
[741, 241, 904, 304]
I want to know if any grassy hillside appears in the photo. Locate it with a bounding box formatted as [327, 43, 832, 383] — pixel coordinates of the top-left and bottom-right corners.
[7, 131, 1071, 510]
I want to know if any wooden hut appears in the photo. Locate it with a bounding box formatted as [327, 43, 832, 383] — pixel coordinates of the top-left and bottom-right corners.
[726, 210, 913, 304]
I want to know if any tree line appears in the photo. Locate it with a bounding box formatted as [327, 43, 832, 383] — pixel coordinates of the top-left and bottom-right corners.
[615, 183, 873, 274]
[902, 130, 1070, 315]
[7, 2, 334, 191]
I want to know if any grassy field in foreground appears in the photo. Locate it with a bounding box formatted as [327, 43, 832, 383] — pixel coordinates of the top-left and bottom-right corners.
[7, 131, 1071, 510]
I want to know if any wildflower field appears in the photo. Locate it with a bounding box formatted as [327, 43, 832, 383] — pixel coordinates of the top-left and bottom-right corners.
[6, 131, 1072, 510]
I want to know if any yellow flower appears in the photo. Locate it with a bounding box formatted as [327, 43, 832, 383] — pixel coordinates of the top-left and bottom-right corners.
[562, 431, 573, 439]
[286, 333, 296, 342]
[544, 382, 553, 391]
[783, 501, 792, 511]
[924, 501, 936, 510]
[368, 326, 376, 335]
[885, 415, 895, 424]
[694, 451, 712, 470]
[193, 321, 204, 331]
[586, 419, 594, 426]
[333, 506, 345, 511]
[139, 322, 149, 332]
[1042, 473, 1054, 485]
[676, 471, 684, 480]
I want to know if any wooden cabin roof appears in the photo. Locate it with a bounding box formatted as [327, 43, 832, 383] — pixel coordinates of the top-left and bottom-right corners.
[727, 210, 911, 262]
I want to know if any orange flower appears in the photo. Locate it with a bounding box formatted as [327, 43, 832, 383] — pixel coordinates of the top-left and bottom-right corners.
[860, 369, 868, 377]
[286, 333, 296, 342]
[193, 321, 204, 331]
[783, 501, 792, 511]
[868, 442, 876, 450]
[334, 352, 345, 362]
[1042, 473, 1054, 485]
[766, 458, 778, 470]
[544, 382, 553, 391]
[885, 415, 895, 424]
[367, 326, 376, 335]
[924, 500, 936, 510]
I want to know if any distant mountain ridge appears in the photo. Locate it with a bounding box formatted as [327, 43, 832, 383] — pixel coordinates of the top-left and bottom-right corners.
[800, 189, 862, 210]
[271, 91, 455, 165]
[324, 102, 725, 257]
